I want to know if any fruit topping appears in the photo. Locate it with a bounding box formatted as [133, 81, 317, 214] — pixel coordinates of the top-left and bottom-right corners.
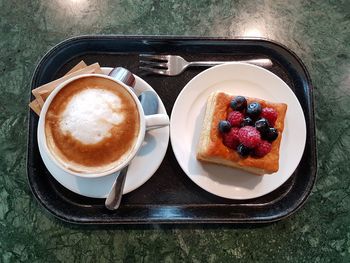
[218, 95, 279, 158]
[246, 102, 262, 118]
[241, 116, 254, 127]
[222, 127, 240, 149]
[263, 127, 278, 142]
[227, 111, 244, 127]
[230, 96, 247, 111]
[255, 118, 270, 134]
[218, 120, 231, 133]
[237, 144, 251, 157]
[261, 107, 278, 126]
[238, 126, 261, 148]
[253, 140, 272, 157]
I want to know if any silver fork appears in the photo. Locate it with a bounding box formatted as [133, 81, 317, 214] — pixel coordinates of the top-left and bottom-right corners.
[139, 54, 273, 76]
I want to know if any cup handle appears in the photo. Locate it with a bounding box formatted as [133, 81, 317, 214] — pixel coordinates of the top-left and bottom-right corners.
[145, 114, 169, 131]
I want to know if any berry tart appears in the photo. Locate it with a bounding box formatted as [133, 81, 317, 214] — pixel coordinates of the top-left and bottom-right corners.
[196, 91, 287, 175]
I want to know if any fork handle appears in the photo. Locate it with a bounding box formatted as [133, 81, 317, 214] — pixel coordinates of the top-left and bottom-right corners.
[187, 58, 273, 68]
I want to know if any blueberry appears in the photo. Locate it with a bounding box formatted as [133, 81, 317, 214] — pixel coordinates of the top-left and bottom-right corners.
[255, 118, 270, 134]
[237, 144, 251, 157]
[263, 127, 278, 142]
[230, 96, 247, 111]
[246, 102, 262, 118]
[218, 120, 231, 133]
[241, 116, 254, 127]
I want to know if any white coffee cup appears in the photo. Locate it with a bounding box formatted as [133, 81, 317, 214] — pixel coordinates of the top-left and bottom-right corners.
[37, 73, 169, 178]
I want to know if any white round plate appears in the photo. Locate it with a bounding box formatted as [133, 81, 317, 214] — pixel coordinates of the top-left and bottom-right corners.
[170, 63, 306, 200]
[39, 67, 169, 198]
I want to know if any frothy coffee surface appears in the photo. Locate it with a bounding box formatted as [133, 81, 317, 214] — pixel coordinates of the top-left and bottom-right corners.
[45, 76, 140, 174]
[60, 88, 124, 144]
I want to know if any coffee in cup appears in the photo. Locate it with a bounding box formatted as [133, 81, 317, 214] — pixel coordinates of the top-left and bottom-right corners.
[44, 75, 140, 174]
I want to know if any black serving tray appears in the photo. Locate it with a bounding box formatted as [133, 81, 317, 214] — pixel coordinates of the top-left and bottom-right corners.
[27, 36, 317, 224]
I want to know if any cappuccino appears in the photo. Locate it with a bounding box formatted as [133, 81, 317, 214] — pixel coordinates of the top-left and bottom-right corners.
[45, 76, 140, 174]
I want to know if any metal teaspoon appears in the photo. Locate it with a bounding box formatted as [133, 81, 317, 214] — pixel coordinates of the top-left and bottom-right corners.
[105, 90, 159, 210]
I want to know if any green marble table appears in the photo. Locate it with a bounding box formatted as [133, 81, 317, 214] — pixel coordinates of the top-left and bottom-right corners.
[1, 0, 349, 262]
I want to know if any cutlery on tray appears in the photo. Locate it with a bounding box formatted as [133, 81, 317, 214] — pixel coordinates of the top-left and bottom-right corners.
[105, 67, 136, 211]
[139, 54, 273, 76]
[105, 89, 159, 210]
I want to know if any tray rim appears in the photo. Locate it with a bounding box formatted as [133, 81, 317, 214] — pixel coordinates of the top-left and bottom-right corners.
[26, 35, 317, 224]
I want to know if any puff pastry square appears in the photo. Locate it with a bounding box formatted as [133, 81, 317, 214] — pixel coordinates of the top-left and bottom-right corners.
[196, 91, 287, 175]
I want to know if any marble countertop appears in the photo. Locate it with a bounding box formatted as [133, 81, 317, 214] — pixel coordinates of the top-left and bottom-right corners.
[1, 0, 349, 262]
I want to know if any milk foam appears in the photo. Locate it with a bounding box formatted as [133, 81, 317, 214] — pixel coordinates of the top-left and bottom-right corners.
[60, 88, 125, 144]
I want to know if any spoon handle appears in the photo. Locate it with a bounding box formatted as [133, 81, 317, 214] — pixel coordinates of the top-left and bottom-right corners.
[104, 83, 159, 210]
[105, 166, 128, 210]
[105, 67, 135, 210]
[105, 91, 159, 210]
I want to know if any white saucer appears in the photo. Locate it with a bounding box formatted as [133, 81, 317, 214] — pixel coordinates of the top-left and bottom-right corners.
[39, 67, 169, 198]
[170, 63, 306, 200]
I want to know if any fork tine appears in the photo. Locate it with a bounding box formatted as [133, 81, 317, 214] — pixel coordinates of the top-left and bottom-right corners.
[139, 60, 168, 68]
[139, 66, 169, 75]
[139, 54, 169, 61]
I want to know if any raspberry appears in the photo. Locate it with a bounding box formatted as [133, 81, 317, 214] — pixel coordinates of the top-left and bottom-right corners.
[222, 127, 240, 149]
[261, 107, 278, 126]
[253, 140, 272, 157]
[227, 111, 244, 127]
[238, 126, 261, 148]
